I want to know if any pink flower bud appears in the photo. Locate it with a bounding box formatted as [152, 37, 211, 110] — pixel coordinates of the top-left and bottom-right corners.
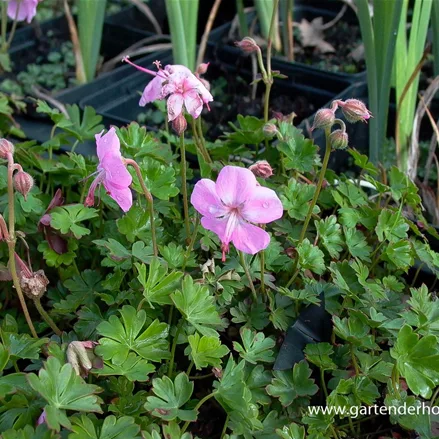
[199, 77, 211, 91]
[0, 138, 14, 159]
[338, 99, 372, 123]
[14, 171, 33, 200]
[263, 123, 278, 138]
[249, 160, 273, 179]
[329, 129, 349, 150]
[312, 108, 335, 130]
[235, 37, 259, 53]
[172, 113, 187, 136]
[196, 62, 209, 75]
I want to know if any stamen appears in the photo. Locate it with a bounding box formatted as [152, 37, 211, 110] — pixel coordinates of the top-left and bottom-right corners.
[122, 56, 168, 79]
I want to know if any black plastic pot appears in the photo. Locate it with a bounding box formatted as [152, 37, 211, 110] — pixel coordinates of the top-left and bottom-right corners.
[4, 16, 166, 144]
[209, 5, 366, 84]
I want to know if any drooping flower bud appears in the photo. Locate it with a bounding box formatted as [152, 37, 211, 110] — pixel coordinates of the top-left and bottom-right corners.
[37, 410, 47, 426]
[196, 62, 209, 75]
[311, 108, 336, 130]
[263, 123, 278, 138]
[13, 171, 33, 200]
[172, 113, 187, 136]
[338, 99, 372, 123]
[67, 341, 100, 377]
[235, 37, 259, 53]
[329, 129, 349, 150]
[0, 138, 14, 159]
[249, 160, 273, 179]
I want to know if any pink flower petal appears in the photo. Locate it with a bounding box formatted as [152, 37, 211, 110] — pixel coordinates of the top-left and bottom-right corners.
[96, 127, 120, 163]
[184, 89, 204, 119]
[191, 179, 226, 217]
[101, 153, 132, 188]
[140, 76, 165, 107]
[241, 186, 283, 224]
[216, 166, 257, 206]
[167, 93, 184, 121]
[8, 0, 38, 23]
[232, 221, 270, 254]
[201, 216, 228, 244]
[106, 185, 133, 212]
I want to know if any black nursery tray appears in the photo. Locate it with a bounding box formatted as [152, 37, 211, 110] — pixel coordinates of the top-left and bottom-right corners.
[209, 4, 366, 83]
[76, 45, 352, 137]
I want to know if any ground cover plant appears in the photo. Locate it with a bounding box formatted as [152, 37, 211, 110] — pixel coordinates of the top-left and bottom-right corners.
[1, 1, 439, 439]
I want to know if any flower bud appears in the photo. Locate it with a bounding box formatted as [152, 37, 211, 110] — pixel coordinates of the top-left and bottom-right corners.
[196, 62, 209, 75]
[262, 123, 278, 138]
[67, 341, 98, 377]
[338, 99, 372, 123]
[329, 129, 349, 150]
[172, 113, 187, 136]
[0, 138, 14, 159]
[249, 160, 273, 179]
[199, 77, 211, 91]
[311, 108, 335, 130]
[235, 37, 259, 53]
[14, 171, 33, 200]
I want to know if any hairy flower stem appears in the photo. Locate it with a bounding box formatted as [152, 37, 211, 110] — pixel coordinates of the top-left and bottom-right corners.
[125, 159, 158, 256]
[285, 128, 332, 288]
[220, 414, 230, 439]
[182, 216, 200, 271]
[5, 154, 38, 338]
[320, 368, 328, 399]
[1, 1, 7, 53]
[239, 251, 257, 302]
[33, 298, 62, 336]
[191, 119, 211, 164]
[181, 392, 216, 434]
[179, 133, 191, 240]
[350, 345, 360, 375]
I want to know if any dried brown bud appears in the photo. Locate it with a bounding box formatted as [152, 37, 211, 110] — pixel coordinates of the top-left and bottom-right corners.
[20, 269, 49, 299]
[249, 160, 273, 179]
[172, 113, 187, 136]
[329, 129, 349, 150]
[212, 367, 223, 379]
[235, 37, 259, 53]
[338, 99, 372, 123]
[14, 171, 33, 200]
[196, 62, 209, 75]
[0, 138, 14, 159]
[312, 108, 335, 130]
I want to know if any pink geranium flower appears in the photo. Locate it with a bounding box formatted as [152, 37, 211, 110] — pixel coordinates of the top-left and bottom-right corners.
[85, 127, 132, 212]
[122, 57, 213, 121]
[191, 166, 283, 260]
[6, 0, 39, 23]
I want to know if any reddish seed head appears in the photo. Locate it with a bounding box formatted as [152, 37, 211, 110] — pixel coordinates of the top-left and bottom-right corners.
[13, 171, 33, 200]
[172, 113, 187, 136]
[338, 99, 372, 123]
[312, 108, 336, 131]
[0, 138, 14, 159]
[329, 129, 349, 150]
[249, 160, 273, 179]
[235, 37, 259, 53]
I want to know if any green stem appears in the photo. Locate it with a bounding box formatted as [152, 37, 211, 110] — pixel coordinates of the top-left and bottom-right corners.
[411, 263, 424, 287]
[186, 360, 194, 376]
[350, 345, 360, 376]
[125, 159, 158, 257]
[259, 247, 265, 294]
[220, 414, 230, 439]
[33, 298, 62, 336]
[6, 0, 21, 48]
[298, 128, 331, 244]
[285, 128, 331, 288]
[6, 154, 38, 338]
[70, 140, 79, 154]
[1, 0, 7, 53]
[181, 392, 216, 434]
[179, 133, 190, 239]
[137, 298, 146, 312]
[196, 117, 212, 163]
[320, 368, 328, 399]
[168, 319, 183, 378]
[191, 119, 211, 164]
[236, 0, 248, 38]
[329, 425, 340, 439]
[182, 216, 200, 271]
[189, 372, 213, 380]
[430, 386, 439, 406]
[348, 417, 356, 437]
[239, 251, 257, 302]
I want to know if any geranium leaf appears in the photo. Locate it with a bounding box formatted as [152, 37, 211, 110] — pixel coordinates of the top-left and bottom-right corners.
[186, 333, 229, 370]
[233, 327, 275, 364]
